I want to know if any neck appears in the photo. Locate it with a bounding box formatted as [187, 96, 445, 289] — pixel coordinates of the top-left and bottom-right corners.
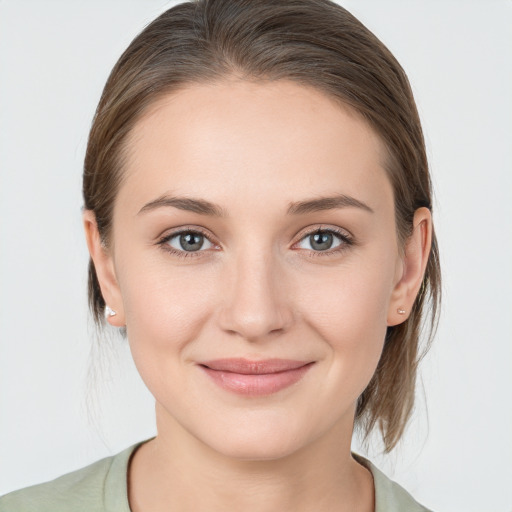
[128, 407, 374, 512]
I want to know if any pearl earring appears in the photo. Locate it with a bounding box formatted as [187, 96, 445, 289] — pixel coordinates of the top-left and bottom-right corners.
[397, 307, 406, 315]
[104, 305, 117, 319]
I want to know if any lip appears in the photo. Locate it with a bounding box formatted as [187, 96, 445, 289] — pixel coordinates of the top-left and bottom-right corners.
[198, 358, 315, 396]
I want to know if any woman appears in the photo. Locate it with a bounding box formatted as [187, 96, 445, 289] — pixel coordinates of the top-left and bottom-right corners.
[0, 0, 440, 510]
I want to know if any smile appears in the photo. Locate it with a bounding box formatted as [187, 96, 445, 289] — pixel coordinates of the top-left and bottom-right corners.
[198, 358, 315, 396]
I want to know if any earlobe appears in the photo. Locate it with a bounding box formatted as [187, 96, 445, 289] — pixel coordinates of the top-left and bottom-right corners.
[82, 210, 125, 327]
[387, 207, 432, 326]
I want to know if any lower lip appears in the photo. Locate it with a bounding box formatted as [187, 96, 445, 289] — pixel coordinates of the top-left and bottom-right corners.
[199, 363, 314, 396]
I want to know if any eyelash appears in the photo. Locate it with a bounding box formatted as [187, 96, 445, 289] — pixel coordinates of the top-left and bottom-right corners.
[157, 226, 354, 260]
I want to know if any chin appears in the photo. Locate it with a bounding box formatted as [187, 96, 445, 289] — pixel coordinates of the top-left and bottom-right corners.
[196, 411, 319, 462]
[207, 432, 303, 462]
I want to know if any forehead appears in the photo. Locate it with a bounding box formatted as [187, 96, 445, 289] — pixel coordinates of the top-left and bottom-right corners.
[119, 79, 392, 215]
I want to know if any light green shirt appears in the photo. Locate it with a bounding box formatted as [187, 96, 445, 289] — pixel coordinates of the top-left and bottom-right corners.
[0, 440, 432, 511]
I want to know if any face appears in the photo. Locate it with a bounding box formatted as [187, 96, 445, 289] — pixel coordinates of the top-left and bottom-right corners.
[98, 79, 407, 460]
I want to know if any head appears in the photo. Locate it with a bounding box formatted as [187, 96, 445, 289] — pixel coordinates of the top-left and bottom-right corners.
[83, 0, 440, 455]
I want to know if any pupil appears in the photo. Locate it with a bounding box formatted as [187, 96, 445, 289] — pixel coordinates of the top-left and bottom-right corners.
[311, 232, 333, 251]
[180, 232, 203, 251]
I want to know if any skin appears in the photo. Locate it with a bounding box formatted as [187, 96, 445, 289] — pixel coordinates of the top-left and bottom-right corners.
[84, 79, 432, 512]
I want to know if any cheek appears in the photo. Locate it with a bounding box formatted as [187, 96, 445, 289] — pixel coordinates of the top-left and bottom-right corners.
[116, 252, 218, 359]
[296, 256, 395, 389]
[300, 254, 394, 332]
[116, 257, 222, 407]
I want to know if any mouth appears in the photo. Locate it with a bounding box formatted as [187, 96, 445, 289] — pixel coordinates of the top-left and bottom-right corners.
[197, 358, 315, 396]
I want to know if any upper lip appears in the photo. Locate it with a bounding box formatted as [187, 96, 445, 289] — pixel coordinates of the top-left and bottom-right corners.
[199, 358, 312, 375]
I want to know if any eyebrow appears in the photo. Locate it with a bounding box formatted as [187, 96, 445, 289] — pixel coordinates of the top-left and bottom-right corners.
[137, 193, 374, 217]
[287, 194, 374, 215]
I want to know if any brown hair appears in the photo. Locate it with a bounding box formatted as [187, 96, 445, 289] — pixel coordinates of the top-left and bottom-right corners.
[83, 0, 441, 452]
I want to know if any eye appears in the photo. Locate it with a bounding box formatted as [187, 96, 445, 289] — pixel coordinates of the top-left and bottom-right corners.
[158, 226, 353, 260]
[159, 229, 215, 258]
[294, 227, 353, 256]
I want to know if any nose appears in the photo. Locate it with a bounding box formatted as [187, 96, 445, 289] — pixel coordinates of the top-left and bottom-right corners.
[218, 246, 294, 342]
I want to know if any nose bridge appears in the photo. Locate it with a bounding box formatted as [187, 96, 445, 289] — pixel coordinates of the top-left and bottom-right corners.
[219, 241, 292, 341]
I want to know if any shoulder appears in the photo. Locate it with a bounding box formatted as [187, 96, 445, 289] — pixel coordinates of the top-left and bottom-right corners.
[352, 453, 433, 512]
[0, 457, 114, 512]
[0, 441, 142, 512]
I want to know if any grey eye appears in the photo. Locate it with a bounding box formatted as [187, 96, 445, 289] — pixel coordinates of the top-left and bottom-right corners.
[167, 231, 213, 252]
[297, 230, 344, 251]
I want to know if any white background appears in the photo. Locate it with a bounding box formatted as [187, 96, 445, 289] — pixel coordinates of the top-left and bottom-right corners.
[1, 1, 511, 511]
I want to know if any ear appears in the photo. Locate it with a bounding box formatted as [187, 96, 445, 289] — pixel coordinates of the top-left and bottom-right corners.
[387, 207, 432, 326]
[83, 210, 125, 327]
